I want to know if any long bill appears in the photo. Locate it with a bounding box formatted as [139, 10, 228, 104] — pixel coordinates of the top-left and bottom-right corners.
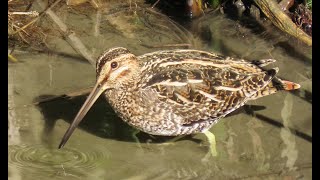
[58, 82, 105, 149]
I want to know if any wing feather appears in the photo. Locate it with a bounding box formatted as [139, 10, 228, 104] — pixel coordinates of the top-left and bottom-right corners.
[138, 52, 277, 125]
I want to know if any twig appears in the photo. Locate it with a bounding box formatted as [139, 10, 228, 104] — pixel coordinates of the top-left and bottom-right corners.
[94, 10, 101, 37]
[8, 86, 93, 110]
[253, 0, 312, 46]
[151, 0, 161, 8]
[8, 54, 18, 62]
[10, 14, 40, 35]
[10, 1, 61, 35]
[33, 86, 93, 105]
[35, 0, 95, 66]
[9, 11, 39, 16]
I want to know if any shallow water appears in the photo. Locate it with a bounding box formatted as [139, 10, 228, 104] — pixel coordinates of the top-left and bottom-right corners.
[9, 2, 311, 180]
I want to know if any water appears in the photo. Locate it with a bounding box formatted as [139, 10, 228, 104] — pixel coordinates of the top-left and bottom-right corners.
[8, 1, 311, 179]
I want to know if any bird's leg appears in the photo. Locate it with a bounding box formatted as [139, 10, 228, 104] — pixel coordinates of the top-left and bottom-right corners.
[131, 129, 142, 149]
[201, 130, 218, 162]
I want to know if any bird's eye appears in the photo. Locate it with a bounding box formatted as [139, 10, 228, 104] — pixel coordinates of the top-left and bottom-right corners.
[111, 62, 118, 69]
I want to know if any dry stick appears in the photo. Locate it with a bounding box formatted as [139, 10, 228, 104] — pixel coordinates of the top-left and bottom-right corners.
[151, 0, 161, 8]
[10, 0, 62, 35]
[254, 0, 312, 46]
[9, 11, 39, 16]
[94, 10, 102, 37]
[35, 0, 96, 67]
[10, 14, 40, 35]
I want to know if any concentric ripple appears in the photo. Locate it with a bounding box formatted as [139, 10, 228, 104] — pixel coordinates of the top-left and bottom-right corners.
[8, 144, 109, 173]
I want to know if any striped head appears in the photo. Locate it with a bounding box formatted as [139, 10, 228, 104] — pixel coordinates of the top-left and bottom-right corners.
[58, 47, 139, 148]
[96, 47, 139, 89]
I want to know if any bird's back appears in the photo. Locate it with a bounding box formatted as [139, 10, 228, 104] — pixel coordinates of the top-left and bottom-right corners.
[135, 49, 299, 127]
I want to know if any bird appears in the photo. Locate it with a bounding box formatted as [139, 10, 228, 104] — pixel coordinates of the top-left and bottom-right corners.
[58, 47, 300, 149]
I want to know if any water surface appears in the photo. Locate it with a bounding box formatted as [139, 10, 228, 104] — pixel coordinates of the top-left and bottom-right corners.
[8, 2, 311, 179]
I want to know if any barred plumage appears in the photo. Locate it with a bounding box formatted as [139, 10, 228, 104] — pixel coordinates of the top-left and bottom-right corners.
[59, 47, 300, 148]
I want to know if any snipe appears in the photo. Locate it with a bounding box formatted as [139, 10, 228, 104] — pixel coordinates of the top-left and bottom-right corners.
[58, 47, 300, 148]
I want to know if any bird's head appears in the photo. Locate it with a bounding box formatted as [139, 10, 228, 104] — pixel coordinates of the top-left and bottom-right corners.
[96, 47, 140, 90]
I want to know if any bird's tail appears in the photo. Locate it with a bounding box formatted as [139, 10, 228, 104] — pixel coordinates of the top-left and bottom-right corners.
[250, 77, 300, 100]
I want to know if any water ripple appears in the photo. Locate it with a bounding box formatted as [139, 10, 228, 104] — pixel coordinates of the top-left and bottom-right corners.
[8, 144, 109, 174]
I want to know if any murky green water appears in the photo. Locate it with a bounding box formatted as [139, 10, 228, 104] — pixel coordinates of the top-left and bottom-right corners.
[9, 1, 311, 180]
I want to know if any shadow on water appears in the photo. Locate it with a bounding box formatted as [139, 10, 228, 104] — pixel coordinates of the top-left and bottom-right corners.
[34, 90, 311, 146]
[243, 105, 312, 143]
[35, 94, 200, 144]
